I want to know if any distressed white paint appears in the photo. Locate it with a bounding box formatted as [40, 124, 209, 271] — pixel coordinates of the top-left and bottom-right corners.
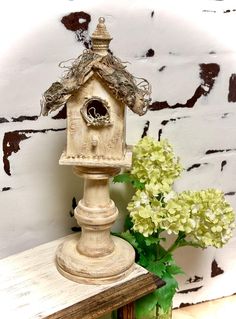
[0, 0, 236, 310]
[0, 234, 147, 318]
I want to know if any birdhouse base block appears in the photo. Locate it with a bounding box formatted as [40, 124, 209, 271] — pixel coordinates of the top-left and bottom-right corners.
[56, 234, 135, 284]
[59, 149, 132, 169]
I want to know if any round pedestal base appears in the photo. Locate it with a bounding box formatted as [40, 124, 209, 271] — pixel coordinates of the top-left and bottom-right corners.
[56, 234, 135, 284]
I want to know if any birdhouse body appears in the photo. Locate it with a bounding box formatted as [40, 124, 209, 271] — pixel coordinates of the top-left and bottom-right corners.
[41, 18, 151, 170]
[66, 74, 126, 162]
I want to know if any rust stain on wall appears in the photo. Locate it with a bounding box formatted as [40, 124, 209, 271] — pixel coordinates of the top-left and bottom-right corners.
[150, 63, 220, 111]
[2, 128, 65, 176]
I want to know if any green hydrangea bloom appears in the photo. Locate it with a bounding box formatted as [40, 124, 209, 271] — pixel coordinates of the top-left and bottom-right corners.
[128, 187, 235, 248]
[127, 190, 159, 237]
[131, 136, 182, 193]
[176, 189, 236, 248]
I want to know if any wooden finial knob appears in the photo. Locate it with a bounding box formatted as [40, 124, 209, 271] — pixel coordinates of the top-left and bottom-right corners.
[91, 16, 112, 55]
[99, 17, 105, 23]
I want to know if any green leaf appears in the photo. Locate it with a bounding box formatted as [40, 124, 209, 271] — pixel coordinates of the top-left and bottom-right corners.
[154, 272, 178, 312]
[139, 254, 149, 268]
[119, 230, 141, 253]
[113, 173, 132, 184]
[156, 246, 170, 261]
[166, 264, 184, 275]
[146, 261, 166, 277]
[124, 215, 133, 231]
[132, 179, 145, 190]
[134, 232, 156, 261]
[135, 292, 158, 319]
[113, 173, 145, 190]
[144, 236, 160, 246]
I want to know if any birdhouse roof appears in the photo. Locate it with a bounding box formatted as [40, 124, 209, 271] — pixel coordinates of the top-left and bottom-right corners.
[41, 50, 151, 116]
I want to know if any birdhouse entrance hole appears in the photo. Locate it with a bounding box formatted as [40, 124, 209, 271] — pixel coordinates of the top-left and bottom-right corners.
[87, 99, 107, 118]
[81, 97, 111, 127]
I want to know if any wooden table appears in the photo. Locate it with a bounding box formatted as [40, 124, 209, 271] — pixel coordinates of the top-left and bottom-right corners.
[0, 234, 164, 319]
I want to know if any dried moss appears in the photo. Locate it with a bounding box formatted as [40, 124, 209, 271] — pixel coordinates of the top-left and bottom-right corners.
[41, 50, 151, 116]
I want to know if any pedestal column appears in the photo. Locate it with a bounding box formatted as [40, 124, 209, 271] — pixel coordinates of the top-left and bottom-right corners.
[56, 166, 135, 284]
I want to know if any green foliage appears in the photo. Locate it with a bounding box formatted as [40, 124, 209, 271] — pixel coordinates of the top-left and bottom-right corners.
[113, 173, 145, 190]
[119, 227, 184, 318]
[113, 136, 235, 318]
[135, 293, 159, 319]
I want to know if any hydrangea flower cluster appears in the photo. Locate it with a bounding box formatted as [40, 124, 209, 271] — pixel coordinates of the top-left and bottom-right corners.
[127, 136, 235, 248]
[131, 136, 182, 194]
[175, 189, 235, 248]
[128, 188, 235, 248]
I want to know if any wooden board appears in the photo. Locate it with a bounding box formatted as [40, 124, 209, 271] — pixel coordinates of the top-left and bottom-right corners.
[0, 234, 164, 319]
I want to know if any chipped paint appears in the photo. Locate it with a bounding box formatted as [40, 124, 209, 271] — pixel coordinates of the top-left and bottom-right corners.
[141, 121, 150, 138]
[158, 66, 166, 72]
[225, 192, 236, 196]
[3, 131, 30, 176]
[11, 115, 39, 122]
[2, 128, 65, 176]
[205, 149, 236, 155]
[0, 118, 9, 123]
[178, 286, 203, 294]
[211, 259, 224, 277]
[228, 74, 236, 102]
[146, 49, 155, 57]
[1, 187, 11, 192]
[61, 11, 91, 48]
[52, 105, 67, 120]
[178, 302, 194, 308]
[221, 160, 227, 171]
[150, 63, 220, 111]
[186, 163, 208, 172]
[186, 275, 203, 284]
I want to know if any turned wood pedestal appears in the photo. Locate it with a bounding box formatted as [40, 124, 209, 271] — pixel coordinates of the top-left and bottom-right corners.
[56, 166, 135, 284]
[0, 235, 165, 319]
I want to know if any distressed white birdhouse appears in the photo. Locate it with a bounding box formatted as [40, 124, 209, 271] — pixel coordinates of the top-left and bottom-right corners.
[41, 17, 151, 284]
[41, 17, 151, 169]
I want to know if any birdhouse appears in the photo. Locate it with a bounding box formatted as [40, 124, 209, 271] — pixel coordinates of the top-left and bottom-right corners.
[41, 17, 151, 169]
[41, 17, 151, 285]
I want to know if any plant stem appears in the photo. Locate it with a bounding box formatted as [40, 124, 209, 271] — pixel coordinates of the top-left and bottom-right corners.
[167, 232, 186, 254]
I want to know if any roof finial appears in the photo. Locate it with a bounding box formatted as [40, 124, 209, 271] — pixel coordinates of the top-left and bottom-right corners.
[91, 17, 112, 55]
